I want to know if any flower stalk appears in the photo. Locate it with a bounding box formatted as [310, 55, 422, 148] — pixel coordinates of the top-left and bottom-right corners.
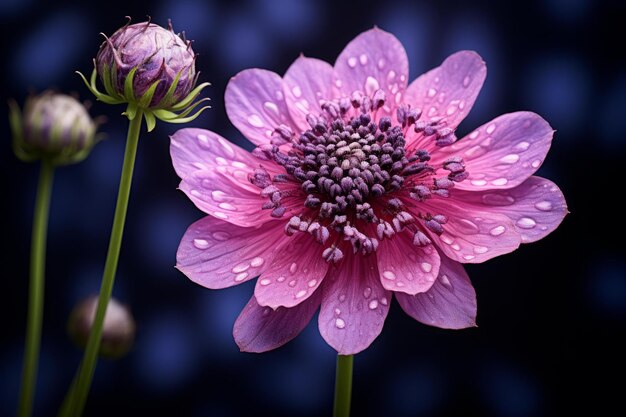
[18, 159, 54, 417]
[333, 354, 354, 417]
[63, 108, 143, 417]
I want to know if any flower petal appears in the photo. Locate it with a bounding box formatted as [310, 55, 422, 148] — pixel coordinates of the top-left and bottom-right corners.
[435, 112, 554, 190]
[283, 56, 335, 131]
[452, 176, 568, 243]
[254, 234, 329, 308]
[420, 197, 521, 264]
[234, 290, 321, 353]
[170, 128, 260, 180]
[334, 28, 409, 117]
[396, 254, 477, 329]
[377, 232, 441, 295]
[180, 168, 272, 227]
[318, 252, 391, 354]
[225, 69, 295, 146]
[176, 216, 284, 289]
[404, 51, 486, 132]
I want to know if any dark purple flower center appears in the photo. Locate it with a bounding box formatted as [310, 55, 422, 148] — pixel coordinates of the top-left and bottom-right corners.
[249, 89, 468, 262]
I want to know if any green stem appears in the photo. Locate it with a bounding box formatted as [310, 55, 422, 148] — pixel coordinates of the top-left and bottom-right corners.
[333, 354, 354, 417]
[65, 110, 143, 417]
[18, 160, 55, 417]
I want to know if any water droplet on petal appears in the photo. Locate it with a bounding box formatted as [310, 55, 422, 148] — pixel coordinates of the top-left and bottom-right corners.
[458, 219, 480, 234]
[515, 141, 530, 151]
[288, 280, 296, 287]
[247, 114, 264, 127]
[486, 123, 496, 134]
[235, 272, 249, 282]
[334, 308, 341, 316]
[211, 190, 226, 202]
[289, 262, 298, 274]
[377, 58, 385, 69]
[491, 178, 508, 186]
[490, 225, 506, 236]
[474, 246, 489, 254]
[387, 70, 396, 82]
[275, 90, 284, 101]
[380, 297, 388, 306]
[481, 194, 515, 206]
[516, 217, 537, 229]
[218, 202, 236, 211]
[359, 53, 368, 65]
[462, 75, 471, 87]
[277, 276, 286, 282]
[463, 254, 475, 261]
[471, 179, 488, 186]
[427, 88, 437, 98]
[212, 231, 230, 241]
[451, 243, 461, 251]
[264, 101, 279, 115]
[193, 239, 209, 249]
[232, 263, 250, 273]
[531, 159, 542, 168]
[213, 212, 228, 219]
[338, 294, 346, 302]
[250, 257, 264, 267]
[295, 290, 307, 299]
[347, 57, 357, 68]
[382, 270, 396, 280]
[535, 200, 553, 211]
[440, 274, 452, 287]
[197, 134, 209, 144]
[364, 76, 380, 95]
[335, 318, 346, 329]
[259, 278, 271, 286]
[308, 279, 317, 288]
[291, 86, 302, 97]
[500, 154, 520, 164]
[363, 287, 372, 298]
[421, 262, 432, 273]
[368, 300, 379, 310]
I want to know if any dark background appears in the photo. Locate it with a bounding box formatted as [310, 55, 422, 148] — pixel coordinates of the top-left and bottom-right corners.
[2, 0, 625, 416]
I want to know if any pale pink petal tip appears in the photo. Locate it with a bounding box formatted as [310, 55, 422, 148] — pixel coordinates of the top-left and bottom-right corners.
[397, 255, 477, 329]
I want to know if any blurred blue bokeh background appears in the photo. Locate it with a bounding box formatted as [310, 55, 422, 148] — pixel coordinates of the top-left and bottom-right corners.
[1, 0, 625, 416]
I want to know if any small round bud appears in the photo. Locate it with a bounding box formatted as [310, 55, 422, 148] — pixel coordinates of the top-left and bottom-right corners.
[96, 19, 197, 109]
[67, 296, 135, 359]
[9, 91, 98, 165]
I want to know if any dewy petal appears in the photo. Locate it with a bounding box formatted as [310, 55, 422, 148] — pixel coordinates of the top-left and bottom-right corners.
[176, 215, 284, 289]
[404, 51, 486, 131]
[254, 233, 329, 309]
[396, 254, 477, 329]
[225, 69, 296, 146]
[452, 176, 568, 243]
[234, 290, 321, 353]
[420, 197, 521, 264]
[435, 112, 554, 190]
[179, 168, 271, 227]
[377, 232, 441, 295]
[334, 28, 409, 117]
[170, 128, 262, 180]
[318, 252, 391, 355]
[283, 56, 335, 131]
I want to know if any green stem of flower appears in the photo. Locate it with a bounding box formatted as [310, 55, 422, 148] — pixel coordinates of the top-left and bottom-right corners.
[333, 354, 354, 417]
[18, 160, 55, 417]
[65, 110, 143, 417]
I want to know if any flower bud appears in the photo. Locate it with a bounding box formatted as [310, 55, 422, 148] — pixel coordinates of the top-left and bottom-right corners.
[9, 91, 98, 165]
[96, 19, 197, 110]
[67, 296, 135, 359]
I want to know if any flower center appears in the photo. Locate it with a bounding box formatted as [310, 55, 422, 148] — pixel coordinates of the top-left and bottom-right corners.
[249, 89, 468, 262]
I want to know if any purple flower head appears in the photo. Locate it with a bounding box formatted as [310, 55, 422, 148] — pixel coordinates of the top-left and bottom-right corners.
[79, 18, 210, 131]
[171, 29, 568, 355]
[9, 91, 99, 166]
[67, 296, 135, 358]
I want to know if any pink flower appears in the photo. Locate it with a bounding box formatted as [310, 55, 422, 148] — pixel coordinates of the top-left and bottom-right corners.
[171, 29, 567, 354]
